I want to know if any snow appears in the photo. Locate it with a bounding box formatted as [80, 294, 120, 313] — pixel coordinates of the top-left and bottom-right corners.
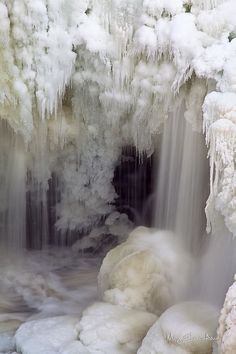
[78, 302, 157, 354]
[138, 301, 219, 354]
[203, 92, 236, 236]
[98, 227, 192, 315]
[0, 0, 235, 243]
[15, 316, 80, 354]
[218, 275, 236, 354]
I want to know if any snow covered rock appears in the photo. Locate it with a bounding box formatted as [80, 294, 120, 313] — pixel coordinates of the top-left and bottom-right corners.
[98, 227, 192, 316]
[138, 301, 218, 354]
[15, 316, 81, 354]
[61, 341, 91, 354]
[217, 276, 236, 354]
[78, 302, 157, 354]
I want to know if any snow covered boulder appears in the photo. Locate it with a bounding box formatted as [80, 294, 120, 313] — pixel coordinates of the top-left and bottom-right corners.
[217, 276, 236, 354]
[98, 227, 192, 315]
[15, 316, 83, 354]
[78, 302, 157, 354]
[138, 301, 218, 354]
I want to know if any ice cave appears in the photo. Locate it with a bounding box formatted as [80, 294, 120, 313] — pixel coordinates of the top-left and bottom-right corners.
[0, 0, 236, 353]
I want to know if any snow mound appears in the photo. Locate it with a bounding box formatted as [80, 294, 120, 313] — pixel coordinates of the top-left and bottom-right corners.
[138, 301, 218, 354]
[15, 316, 82, 354]
[98, 227, 192, 315]
[218, 275, 236, 354]
[78, 302, 157, 354]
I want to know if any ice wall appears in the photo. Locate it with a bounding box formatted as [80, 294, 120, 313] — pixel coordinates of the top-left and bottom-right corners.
[0, 0, 236, 244]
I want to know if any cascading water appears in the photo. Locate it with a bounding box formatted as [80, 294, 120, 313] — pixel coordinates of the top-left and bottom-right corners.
[154, 101, 209, 254]
[0, 0, 236, 352]
[4, 135, 26, 249]
[154, 101, 236, 308]
[0, 125, 100, 353]
[195, 218, 236, 307]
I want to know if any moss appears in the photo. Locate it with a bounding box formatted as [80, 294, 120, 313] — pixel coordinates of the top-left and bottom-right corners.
[184, 3, 192, 13]
[228, 32, 236, 42]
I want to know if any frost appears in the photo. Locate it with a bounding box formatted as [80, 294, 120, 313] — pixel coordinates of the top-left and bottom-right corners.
[1, 0, 236, 236]
[203, 92, 236, 236]
[78, 302, 157, 354]
[218, 275, 236, 354]
[0, 0, 76, 140]
[138, 301, 218, 354]
[98, 227, 192, 315]
[15, 316, 80, 354]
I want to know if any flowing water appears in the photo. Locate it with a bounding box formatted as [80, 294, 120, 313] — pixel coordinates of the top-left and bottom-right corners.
[154, 102, 209, 254]
[0, 124, 101, 353]
[154, 104, 236, 308]
[0, 98, 235, 352]
[0, 247, 99, 353]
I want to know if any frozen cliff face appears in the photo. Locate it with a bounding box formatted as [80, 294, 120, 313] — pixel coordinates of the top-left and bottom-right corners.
[218, 276, 236, 354]
[0, 0, 236, 236]
[203, 93, 236, 236]
[0, 0, 76, 140]
[98, 227, 192, 315]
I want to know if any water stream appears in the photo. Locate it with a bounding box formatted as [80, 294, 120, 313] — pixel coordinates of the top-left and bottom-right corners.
[154, 104, 236, 308]
[0, 100, 235, 352]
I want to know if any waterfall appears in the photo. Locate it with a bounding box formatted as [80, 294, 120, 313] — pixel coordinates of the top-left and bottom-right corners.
[194, 217, 236, 307]
[0, 123, 27, 249]
[6, 137, 27, 249]
[154, 101, 236, 306]
[0, 121, 56, 250]
[154, 102, 208, 254]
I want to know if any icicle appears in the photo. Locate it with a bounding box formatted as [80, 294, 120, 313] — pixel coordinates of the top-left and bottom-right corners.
[203, 93, 236, 231]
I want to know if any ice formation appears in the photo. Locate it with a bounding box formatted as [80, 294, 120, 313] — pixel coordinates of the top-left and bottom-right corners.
[203, 92, 236, 236]
[98, 227, 192, 315]
[72, 211, 133, 254]
[217, 276, 236, 354]
[15, 316, 82, 354]
[138, 301, 219, 354]
[78, 302, 157, 354]
[15, 302, 156, 354]
[0, 0, 236, 240]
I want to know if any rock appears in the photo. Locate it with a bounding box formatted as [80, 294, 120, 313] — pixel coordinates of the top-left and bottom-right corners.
[62, 341, 91, 354]
[79, 302, 157, 354]
[98, 227, 192, 315]
[15, 316, 80, 354]
[138, 301, 218, 354]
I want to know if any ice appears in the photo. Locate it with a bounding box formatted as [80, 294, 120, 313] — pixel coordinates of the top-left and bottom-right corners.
[138, 301, 218, 354]
[78, 302, 157, 354]
[218, 275, 236, 354]
[98, 227, 192, 315]
[1, 0, 236, 235]
[15, 316, 80, 354]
